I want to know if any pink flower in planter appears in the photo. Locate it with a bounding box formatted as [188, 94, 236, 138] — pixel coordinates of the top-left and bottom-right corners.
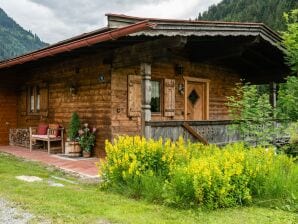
[78, 129, 84, 135]
[92, 128, 97, 133]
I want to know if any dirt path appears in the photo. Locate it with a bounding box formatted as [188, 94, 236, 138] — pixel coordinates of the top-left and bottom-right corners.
[0, 198, 34, 224]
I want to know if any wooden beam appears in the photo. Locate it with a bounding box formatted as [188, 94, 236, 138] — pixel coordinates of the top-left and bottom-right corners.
[245, 48, 281, 67]
[112, 36, 187, 68]
[182, 122, 208, 145]
[141, 63, 152, 139]
[270, 82, 277, 108]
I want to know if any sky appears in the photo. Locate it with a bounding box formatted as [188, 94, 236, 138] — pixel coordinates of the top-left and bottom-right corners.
[0, 0, 221, 44]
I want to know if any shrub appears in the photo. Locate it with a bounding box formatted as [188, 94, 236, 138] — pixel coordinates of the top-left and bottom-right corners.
[67, 112, 80, 141]
[101, 136, 297, 210]
[277, 76, 298, 121]
[226, 83, 276, 146]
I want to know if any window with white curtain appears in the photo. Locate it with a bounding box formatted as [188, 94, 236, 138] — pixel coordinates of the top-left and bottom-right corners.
[151, 80, 161, 113]
[28, 85, 41, 114]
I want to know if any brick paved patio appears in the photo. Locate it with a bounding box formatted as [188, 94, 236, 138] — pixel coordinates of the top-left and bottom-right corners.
[0, 146, 100, 179]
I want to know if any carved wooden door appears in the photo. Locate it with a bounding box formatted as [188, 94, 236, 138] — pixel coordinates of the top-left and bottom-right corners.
[186, 81, 206, 120]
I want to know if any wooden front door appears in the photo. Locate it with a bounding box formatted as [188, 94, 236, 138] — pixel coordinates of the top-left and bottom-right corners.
[185, 77, 209, 120]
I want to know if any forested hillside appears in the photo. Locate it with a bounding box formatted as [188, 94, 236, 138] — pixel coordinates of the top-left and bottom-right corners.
[0, 8, 48, 61]
[198, 0, 298, 31]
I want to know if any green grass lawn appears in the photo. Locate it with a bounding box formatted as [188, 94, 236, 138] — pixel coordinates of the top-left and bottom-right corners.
[0, 152, 297, 224]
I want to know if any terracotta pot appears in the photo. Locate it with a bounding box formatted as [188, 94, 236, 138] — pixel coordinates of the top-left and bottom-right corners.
[65, 141, 81, 157]
[82, 151, 91, 158]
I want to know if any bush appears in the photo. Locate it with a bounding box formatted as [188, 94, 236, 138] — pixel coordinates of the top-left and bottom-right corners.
[67, 112, 80, 141]
[101, 136, 297, 210]
[226, 83, 275, 146]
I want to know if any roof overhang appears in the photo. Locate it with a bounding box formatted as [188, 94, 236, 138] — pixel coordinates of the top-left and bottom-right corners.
[0, 20, 155, 70]
[0, 13, 286, 72]
[106, 14, 283, 51]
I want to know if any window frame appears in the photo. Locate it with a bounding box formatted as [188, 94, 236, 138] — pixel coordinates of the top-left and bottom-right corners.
[27, 85, 41, 115]
[150, 79, 163, 115]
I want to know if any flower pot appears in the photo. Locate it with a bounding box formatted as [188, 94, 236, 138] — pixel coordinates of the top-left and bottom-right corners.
[82, 151, 91, 158]
[65, 141, 81, 157]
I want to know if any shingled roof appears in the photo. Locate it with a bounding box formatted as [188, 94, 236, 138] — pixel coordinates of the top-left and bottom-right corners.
[0, 13, 284, 70]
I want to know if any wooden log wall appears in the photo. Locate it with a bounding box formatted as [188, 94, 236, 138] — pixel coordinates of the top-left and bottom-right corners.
[111, 66, 142, 139]
[110, 60, 241, 139]
[0, 87, 17, 145]
[14, 51, 112, 157]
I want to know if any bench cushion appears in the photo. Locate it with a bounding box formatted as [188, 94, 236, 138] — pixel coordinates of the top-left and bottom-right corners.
[32, 134, 58, 139]
[37, 123, 48, 135]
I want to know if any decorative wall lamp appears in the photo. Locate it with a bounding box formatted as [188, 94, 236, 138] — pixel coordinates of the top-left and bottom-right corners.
[69, 85, 77, 95]
[97, 73, 105, 83]
[68, 80, 77, 95]
[175, 64, 184, 76]
[178, 83, 184, 95]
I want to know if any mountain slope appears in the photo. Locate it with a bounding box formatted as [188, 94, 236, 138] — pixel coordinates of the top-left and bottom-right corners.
[198, 0, 298, 31]
[0, 8, 48, 61]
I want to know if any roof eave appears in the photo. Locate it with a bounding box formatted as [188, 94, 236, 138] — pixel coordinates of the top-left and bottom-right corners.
[0, 20, 155, 70]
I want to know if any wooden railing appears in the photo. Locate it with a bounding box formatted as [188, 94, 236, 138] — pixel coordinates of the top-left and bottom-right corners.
[146, 120, 240, 145]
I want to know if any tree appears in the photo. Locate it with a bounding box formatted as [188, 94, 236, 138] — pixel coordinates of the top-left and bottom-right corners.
[282, 9, 298, 73]
[279, 9, 298, 153]
[278, 9, 298, 121]
[226, 83, 275, 146]
[67, 112, 81, 141]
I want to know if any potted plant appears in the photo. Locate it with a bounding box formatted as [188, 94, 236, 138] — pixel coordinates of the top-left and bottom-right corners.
[78, 123, 96, 158]
[65, 112, 81, 157]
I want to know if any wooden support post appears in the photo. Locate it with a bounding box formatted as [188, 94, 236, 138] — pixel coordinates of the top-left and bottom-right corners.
[270, 82, 277, 108]
[141, 63, 152, 139]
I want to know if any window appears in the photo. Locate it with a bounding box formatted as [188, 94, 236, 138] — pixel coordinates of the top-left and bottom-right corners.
[28, 86, 41, 114]
[151, 80, 161, 113]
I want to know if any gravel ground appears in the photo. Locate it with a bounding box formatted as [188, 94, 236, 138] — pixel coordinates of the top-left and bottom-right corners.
[0, 198, 33, 224]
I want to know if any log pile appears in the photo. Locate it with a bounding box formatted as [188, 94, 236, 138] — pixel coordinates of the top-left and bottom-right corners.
[9, 128, 30, 148]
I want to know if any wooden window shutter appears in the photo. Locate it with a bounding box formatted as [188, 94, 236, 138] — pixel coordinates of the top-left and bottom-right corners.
[39, 83, 49, 117]
[19, 87, 27, 116]
[128, 75, 141, 117]
[164, 79, 175, 117]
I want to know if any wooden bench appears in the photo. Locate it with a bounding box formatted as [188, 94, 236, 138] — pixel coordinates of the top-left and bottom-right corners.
[29, 125, 64, 154]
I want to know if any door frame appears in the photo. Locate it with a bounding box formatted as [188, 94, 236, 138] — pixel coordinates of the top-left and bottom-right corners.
[183, 76, 210, 120]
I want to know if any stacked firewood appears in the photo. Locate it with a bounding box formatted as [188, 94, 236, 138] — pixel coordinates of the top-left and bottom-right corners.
[9, 128, 30, 148]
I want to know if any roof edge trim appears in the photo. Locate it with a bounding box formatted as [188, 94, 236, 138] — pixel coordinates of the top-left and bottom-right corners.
[0, 20, 155, 70]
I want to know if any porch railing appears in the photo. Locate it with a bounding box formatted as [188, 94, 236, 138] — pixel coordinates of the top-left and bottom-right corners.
[146, 120, 240, 145]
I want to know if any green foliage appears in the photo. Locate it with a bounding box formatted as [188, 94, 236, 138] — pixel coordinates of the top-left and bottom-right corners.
[226, 83, 275, 146]
[0, 8, 48, 60]
[0, 153, 296, 224]
[198, 0, 298, 31]
[101, 136, 297, 210]
[282, 9, 298, 73]
[281, 122, 298, 155]
[67, 112, 80, 141]
[78, 124, 96, 152]
[277, 76, 298, 120]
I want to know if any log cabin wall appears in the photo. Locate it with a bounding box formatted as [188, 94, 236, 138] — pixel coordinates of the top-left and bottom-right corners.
[151, 61, 241, 121]
[111, 66, 142, 139]
[0, 87, 17, 145]
[16, 52, 112, 157]
[110, 60, 241, 139]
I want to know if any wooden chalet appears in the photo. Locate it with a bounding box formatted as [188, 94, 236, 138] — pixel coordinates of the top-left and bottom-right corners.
[0, 14, 288, 157]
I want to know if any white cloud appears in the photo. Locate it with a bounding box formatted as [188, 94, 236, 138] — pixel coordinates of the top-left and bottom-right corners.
[0, 0, 221, 44]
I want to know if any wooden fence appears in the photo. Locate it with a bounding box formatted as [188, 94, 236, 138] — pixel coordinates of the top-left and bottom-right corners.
[146, 120, 240, 145]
